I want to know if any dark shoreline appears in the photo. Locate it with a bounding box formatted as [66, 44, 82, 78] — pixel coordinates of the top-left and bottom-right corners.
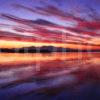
[0, 46, 100, 53]
[0, 51, 100, 53]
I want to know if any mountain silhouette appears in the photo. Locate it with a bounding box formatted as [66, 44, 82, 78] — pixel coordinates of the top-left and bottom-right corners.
[0, 46, 100, 53]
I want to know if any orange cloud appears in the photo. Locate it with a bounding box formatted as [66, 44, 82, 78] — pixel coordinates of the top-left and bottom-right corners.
[0, 40, 99, 50]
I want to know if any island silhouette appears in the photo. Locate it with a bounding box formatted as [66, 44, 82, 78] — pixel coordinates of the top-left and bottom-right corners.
[0, 46, 100, 53]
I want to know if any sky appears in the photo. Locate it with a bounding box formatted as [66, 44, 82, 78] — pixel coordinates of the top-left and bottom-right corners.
[0, 0, 100, 50]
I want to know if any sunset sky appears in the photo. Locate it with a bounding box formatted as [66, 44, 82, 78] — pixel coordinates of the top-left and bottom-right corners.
[0, 0, 100, 50]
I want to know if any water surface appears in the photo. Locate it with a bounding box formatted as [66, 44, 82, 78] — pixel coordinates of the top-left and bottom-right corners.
[0, 52, 100, 100]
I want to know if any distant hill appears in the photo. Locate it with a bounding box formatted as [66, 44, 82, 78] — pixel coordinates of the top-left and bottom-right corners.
[0, 46, 100, 53]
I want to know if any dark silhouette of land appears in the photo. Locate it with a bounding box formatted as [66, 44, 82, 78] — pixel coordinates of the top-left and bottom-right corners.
[0, 46, 100, 53]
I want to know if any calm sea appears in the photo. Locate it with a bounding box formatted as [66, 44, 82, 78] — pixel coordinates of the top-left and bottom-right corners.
[0, 52, 100, 100]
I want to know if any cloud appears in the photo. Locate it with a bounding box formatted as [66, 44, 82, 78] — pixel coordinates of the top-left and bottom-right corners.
[0, 1, 100, 49]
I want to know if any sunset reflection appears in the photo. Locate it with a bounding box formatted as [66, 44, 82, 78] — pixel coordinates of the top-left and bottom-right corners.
[0, 53, 100, 100]
[0, 52, 99, 65]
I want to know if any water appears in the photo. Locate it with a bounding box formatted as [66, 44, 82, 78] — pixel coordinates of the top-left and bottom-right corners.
[0, 52, 100, 100]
